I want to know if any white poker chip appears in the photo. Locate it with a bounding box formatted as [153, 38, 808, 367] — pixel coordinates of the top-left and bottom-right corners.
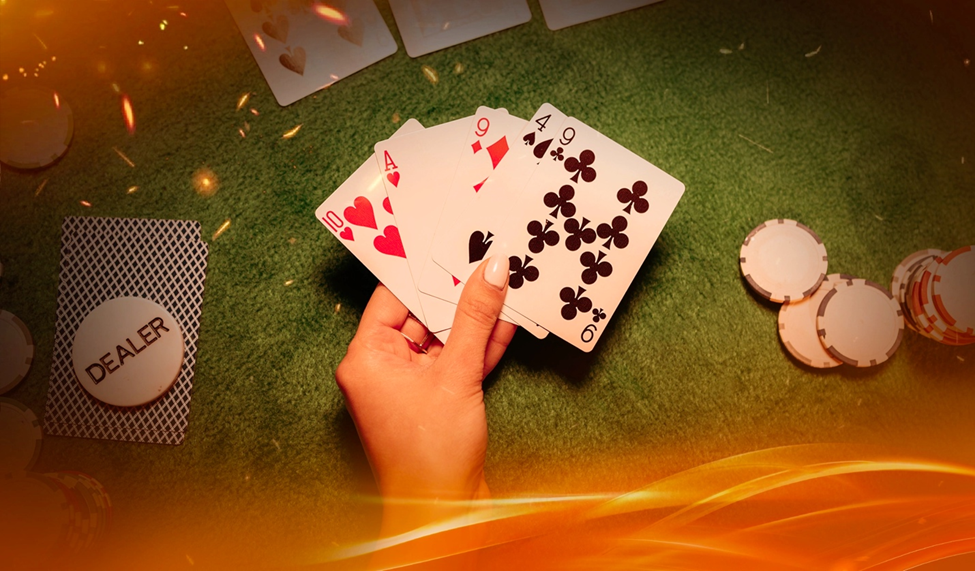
[932, 246, 975, 336]
[817, 279, 904, 367]
[0, 397, 43, 475]
[0, 87, 74, 170]
[72, 297, 184, 407]
[740, 219, 829, 303]
[778, 274, 853, 368]
[0, 310, 35, 395]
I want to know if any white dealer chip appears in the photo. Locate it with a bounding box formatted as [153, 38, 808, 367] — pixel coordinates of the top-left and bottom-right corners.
[72, 296, 184, 407]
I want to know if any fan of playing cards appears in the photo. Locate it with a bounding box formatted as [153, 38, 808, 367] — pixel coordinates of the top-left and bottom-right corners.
[316, 104, 685, 352]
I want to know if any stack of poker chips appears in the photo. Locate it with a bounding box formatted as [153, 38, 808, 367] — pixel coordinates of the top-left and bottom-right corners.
[0, 398, 113, 568]
[891, 246, 975, 346]
[740, 219, 905, 369]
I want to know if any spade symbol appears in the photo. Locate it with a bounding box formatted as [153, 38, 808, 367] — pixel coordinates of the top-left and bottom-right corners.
[468, 231, 494, 264]
[523, 132, 536, 146]
[533, 138, 554, 160]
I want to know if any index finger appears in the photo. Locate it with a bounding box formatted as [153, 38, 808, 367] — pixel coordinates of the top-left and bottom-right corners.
[359, 283, 410, 334]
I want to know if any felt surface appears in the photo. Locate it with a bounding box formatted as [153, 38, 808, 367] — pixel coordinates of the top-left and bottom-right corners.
[0, 0, 973, 567]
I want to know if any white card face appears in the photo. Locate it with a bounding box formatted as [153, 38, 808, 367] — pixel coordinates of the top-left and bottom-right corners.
[388, 0, 532, 57]
[416, 107, 549, 338]
[538, 0, 663, 31]
[494, 117, 685, 351]
[375, 117, 474, 333]
[315, 119, 428, 325]
[432, 103, 568, 285]
[226, 0, 397, 106]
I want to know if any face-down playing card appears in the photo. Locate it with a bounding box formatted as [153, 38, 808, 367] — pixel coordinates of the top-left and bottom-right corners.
[491, 115, 685, 351]
[316, 119, 430, 327]
[538, 0, 664, 31]
[226, 0, 397, 106]
[388, 0, 532, 58]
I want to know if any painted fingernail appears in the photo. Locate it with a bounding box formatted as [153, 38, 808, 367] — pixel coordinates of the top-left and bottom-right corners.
[484, 254, 509, 290]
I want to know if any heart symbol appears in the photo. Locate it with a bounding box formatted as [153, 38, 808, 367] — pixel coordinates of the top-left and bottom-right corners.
[344, 196, 377, 229]
[382, 197, 393, 215]
[337, 19, 364, 47]
[262, 15, 289, 43]
[452, 276, 461, 286]
[387, 171, 400, 187]
[339, 227, 354, 241]
[374, 226, 406, 258]
[279, 47, 306, 76]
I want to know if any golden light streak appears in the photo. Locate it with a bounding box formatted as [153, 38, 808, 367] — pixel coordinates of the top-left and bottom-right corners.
[35, 179, 48, 196]
[53, 92, 60, 110]
[253, 33, 266, 52]
[421, 64, 439, 85]
[80, 200, 92, 208]
[126, 186, 139, 194]
[284, 279, 295, 287]
[34, 34, 48, 50]
[313, 445, 975, 570]
[121, 94, 136, 134]
[238, 128, 246, 138]
[212, 218, 231, 241]
[112, 146, 135, 167]
[235, 92, 251, 111]
[249, 108, 259, 116]
[282, 124, 302, 139]
[313, 3, 348, 25]
[192, 167, 218, 197]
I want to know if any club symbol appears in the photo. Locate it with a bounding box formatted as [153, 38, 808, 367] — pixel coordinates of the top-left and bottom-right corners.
[509, 255, 540, 290]
[592, 308, 607, 323]
[564, 217, 596, 251]
[565, 149, 596, 183]
[527, 220, 560, 254]
[550, 146, 565, 161]
[560, 286, 593, 321]
[597, 215, 629, 250]
[617, 180, 650, 214]
[543, 184, 576, 219]
[580, 251, 613, 285]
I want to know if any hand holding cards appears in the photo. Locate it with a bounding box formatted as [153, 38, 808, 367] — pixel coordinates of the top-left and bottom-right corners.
[317, 103, 684, 352]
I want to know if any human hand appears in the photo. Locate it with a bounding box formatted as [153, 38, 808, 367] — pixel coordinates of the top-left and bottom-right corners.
[335, 255, 516, 503]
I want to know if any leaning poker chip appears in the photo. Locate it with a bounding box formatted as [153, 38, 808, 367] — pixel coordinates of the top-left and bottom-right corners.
[891, 249, 945, 306]
[0, 309, 34, 395]
[740, 219, 828, 303]
[0, 87, 74, 169]
[932, 246, 975, 336]
[778, 274, 853, 368]
[65, 470, 114, 530]
[817, 279, 904, 367]
[46, 472, 104, 549]
[0, 397, 43, 475]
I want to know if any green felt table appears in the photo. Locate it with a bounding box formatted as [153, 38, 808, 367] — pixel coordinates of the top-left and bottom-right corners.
[1, 0, 973, 568]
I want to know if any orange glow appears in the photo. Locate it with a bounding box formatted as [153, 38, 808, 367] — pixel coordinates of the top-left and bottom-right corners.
[253, 33, 265, 52]
[313, 3, 348, 25]
[121, 94, 135, 134]
[192, 167, 218, 197]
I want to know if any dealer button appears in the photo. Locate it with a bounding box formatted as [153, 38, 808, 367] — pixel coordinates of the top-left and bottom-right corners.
[72, 296, 183, 407]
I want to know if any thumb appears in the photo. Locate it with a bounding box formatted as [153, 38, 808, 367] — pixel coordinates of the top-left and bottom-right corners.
[439, 255, 509, 373]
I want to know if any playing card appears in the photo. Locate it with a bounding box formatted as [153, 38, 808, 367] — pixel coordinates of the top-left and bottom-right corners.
[416, 107, 549, 337]
[44, 217, 209, 445]
[538, 0, 663, 31]
[316, 119, 428, 327]
[431, 103, 568, 285]
[374, 117, 476, 333]
[493, 116, 685, 351]
[225, 0, 397, 106]
[388, 0, 531, 57]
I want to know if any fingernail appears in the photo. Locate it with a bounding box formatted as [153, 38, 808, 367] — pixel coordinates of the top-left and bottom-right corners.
[484, 254, 509, 290]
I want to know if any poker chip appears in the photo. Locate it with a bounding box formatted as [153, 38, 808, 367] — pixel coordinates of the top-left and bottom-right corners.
[0, 397, 43, 475]
[932, 246, 975, 336]
[817, 278, 904, 367]
[0, 309, 34, 395]
[740, 219, 828, 303]
[0, 87, 74, 170]
[72, 296, 185, 407]
[891, 249, 945, 307]
[778, 274, 853, 368]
